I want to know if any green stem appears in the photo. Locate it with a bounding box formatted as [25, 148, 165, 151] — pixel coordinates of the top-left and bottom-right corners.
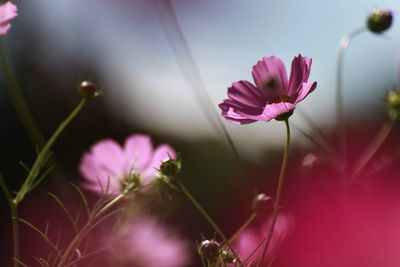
[176, 180, 243, 266]
[336, 27, 365, 172]
[14, 99, 87, 204]
[257, 119, 291, 267]
[353, 120, 393, 176]
[0, 175, 20, 267]
[0, 39, 45, 147]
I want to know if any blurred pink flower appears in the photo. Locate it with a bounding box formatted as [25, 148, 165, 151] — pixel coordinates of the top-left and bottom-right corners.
[79, 134, 176, 193]
[234, 213, 294, 265]
[219, 55, 317, 124]
[0, 2, 17, 35]
[111, 215, 191, 267]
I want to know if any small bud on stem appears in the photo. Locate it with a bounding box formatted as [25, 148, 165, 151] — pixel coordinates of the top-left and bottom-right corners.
[367, 8, 393, 33]
[78, 80, 100, 99]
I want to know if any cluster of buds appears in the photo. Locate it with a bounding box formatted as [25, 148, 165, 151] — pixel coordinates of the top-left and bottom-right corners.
[198, 239, 236, 264]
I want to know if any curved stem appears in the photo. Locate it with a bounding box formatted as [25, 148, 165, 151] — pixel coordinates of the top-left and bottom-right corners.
[257, 119, 291, 267]
[352, 120, 393, 176]
[176, 180, 243, 266]
[152, 0, 241, 160]
[0, 39, 45, 147]
[14, 99, 87, 204]
[336, 27, 365, 172]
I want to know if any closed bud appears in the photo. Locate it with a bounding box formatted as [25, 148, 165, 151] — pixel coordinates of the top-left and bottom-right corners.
[367, 8, 393, 33]
[160, 158, 181, 178]
[386, 90, 400, 121]
[78, 80, 100, 99]
[252, 193, 272, 213]
[199, 239, 220, 260]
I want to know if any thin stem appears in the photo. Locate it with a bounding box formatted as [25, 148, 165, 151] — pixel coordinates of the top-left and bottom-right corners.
[57, 193, 125, 267]
[257, 119, 291, 267]
[352, 120, 394, 175]
[336, 27, 365, 172]
[0, 39, 45, 147]
[14, 99, 87, 204]
[0, 175, 20, 267]
[10, 202, 20, 267]
[228, 212, 257, 244]
[152, 0, 241, 160]
[176, 180, 243, 266]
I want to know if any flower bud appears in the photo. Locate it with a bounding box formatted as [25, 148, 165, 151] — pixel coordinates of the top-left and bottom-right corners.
[386, 90, 400, 121]
[252, 193, 272, 213]
[367, 8, 393, 33]
[78, 80, 100, 99]
[199, 239, 220, 260]
[160, 158, 181, 178]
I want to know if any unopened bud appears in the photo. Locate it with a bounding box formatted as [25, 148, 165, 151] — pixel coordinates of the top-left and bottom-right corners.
[386, 90, 400, 121]
[252, 193, 272, 213]
[199, 239, 220, 260]
[78, 81, 100, 99]
[367, 8, 393, 33]
[160, 158, 181, 178]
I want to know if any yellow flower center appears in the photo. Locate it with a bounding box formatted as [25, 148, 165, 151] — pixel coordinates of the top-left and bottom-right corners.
[270, 95, 292, 104]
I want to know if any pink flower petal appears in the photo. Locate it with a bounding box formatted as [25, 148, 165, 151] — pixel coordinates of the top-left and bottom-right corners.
[123, 134, 154, 174]
[0, 2, 17, 35]
[79, 153, 120, 194]
[219, 103, 258, 124]
[227, 81, 266, 107]
[288, 55, 313, 95]
[294, 82, 317, 104]
[261, 102, 296, 121]
[90, 139, 126, 178]
[252, 56, 289, 93]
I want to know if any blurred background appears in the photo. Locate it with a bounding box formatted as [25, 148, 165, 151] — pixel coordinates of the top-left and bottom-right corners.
[1, 0, 400, 266]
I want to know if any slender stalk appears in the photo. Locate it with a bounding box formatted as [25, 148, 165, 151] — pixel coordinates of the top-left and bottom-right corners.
[228, 212, 257, 244]
[57, 193, 125, 267]
[0, 175, 20, 267]
[352, 120, 393, 175]
[176, 180, 243, 266]
[14, 99, 87, 204]
[336, 27, 365, 172]
[257, 119, 291, 267]
[10, 201, 20, 267]
[0, 39, 45, 147]
[152, 0, 240, 160]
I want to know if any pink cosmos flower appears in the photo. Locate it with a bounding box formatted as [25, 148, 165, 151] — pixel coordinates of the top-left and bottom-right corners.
[110, 215, 191, 267]
[234, 213, 293, 265]
[79, 134, 176, 193]
[219, 55, 317, 124]
[0, 2, 17, 35]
